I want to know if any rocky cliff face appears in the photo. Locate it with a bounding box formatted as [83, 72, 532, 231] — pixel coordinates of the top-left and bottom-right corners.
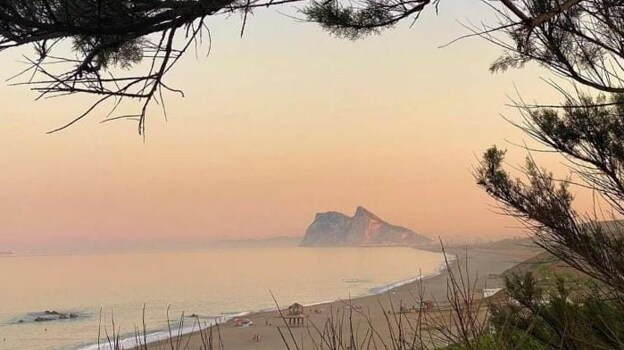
[300, 207, 430, 247]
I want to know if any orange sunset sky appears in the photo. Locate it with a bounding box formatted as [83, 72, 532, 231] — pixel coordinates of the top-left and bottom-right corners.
[0, 0, 597, 249]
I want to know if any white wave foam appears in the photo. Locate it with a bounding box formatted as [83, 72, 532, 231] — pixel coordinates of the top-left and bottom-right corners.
[75, 316, 228, 350]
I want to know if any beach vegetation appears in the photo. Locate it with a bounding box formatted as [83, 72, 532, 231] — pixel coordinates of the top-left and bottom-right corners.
[475, 93, 624, 349]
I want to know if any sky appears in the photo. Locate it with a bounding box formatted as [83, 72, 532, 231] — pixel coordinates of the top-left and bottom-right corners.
[0, 0, 597, 249]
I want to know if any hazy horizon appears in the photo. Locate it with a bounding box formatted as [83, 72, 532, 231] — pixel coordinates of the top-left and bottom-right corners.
[0, 205, 529, 251]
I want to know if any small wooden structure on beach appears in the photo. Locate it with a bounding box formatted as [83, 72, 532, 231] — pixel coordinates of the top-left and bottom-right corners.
[288, 303, 304, 315]
[281, 303, 308, 327]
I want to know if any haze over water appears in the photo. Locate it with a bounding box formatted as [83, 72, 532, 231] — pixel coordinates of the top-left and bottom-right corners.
[0, 246, 444, 350]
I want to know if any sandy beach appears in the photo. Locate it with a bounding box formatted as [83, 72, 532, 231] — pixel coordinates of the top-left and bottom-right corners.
[137, 240, 541, 350]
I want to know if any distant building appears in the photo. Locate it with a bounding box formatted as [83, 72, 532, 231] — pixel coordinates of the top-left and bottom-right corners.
[482, 288, 503, 299]
[282, 303, 308, 327]
[288, 303, 304, 315]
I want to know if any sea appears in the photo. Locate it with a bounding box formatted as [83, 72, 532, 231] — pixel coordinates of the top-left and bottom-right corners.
[0, 245, 446, 350]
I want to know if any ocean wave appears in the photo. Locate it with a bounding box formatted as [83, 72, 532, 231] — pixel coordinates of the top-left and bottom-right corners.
[342, 278, 373, 284]
[75, 315, 228, 350]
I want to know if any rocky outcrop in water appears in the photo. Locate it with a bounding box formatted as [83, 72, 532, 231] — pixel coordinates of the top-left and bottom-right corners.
[18, 311, 80, 324]
[300, 207, 430, 247]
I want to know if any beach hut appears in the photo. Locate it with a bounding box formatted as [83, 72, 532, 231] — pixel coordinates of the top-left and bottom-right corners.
[281, 303, 308, 327]
[288, 303, 304, 315]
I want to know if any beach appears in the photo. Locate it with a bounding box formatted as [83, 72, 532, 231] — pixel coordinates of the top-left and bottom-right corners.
[138, 240, 541, 350]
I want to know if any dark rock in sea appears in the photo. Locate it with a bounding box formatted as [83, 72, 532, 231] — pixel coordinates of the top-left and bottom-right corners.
[44, 310, 61, 315]
[23, 311, 80, 323]
[300, 206, 431, 247]
[34, 317, 54, 322]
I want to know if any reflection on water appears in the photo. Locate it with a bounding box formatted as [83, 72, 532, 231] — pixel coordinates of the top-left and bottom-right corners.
[0, 246, 444, 350]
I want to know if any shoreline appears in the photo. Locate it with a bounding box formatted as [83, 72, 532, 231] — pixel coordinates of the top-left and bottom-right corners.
[77, 250, 456, 350]
[133, 242, 541, 350]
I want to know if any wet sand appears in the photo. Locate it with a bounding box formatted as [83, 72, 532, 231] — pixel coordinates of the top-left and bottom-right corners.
[138, 240, 540, 350]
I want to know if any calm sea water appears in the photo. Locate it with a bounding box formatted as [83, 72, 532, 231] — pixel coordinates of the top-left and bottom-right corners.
[0, 246, 444, 350]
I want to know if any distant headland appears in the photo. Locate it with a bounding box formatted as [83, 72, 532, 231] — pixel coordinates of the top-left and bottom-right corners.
[300, 206, 431, 247]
